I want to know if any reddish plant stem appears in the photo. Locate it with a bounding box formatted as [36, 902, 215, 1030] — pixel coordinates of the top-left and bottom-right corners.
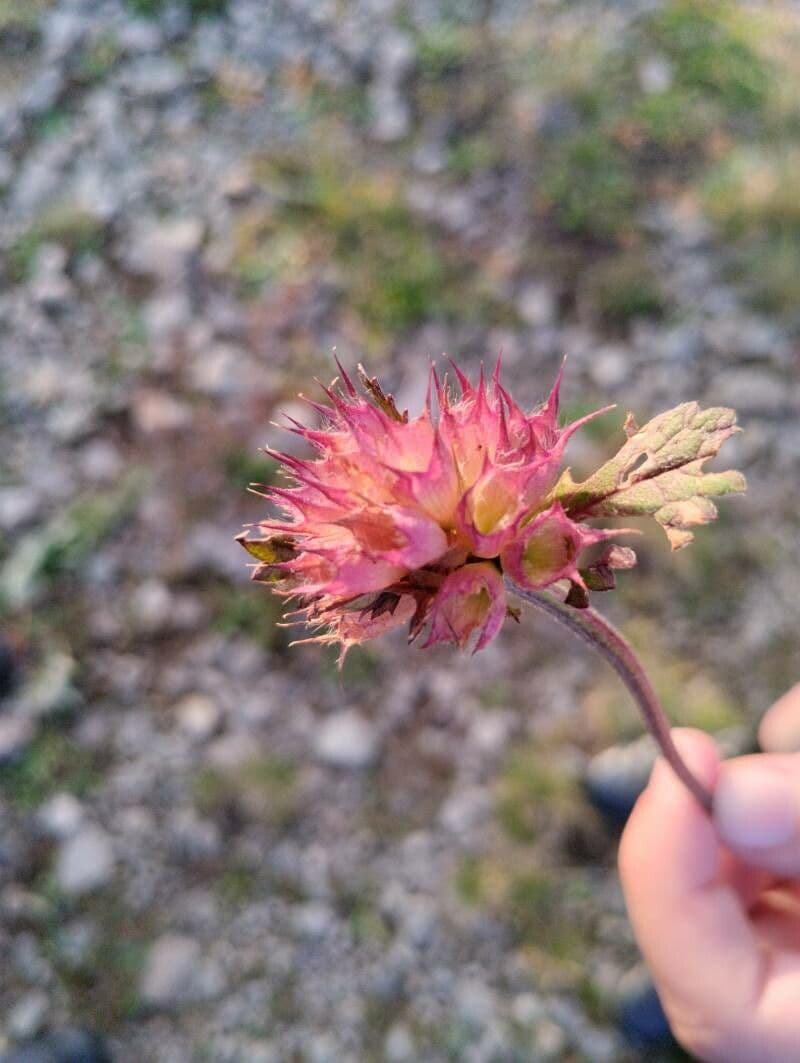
[507, 582, 713, 813]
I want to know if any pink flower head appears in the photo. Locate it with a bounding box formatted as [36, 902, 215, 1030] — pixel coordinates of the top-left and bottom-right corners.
[238, 358, 640, 660]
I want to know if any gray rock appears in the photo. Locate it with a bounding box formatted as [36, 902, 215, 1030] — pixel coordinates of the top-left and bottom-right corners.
[1, 886, 51, 926]
[292, 902, 334, 942]
[55, 826, 115, 897]
[20, 69, 64, 118]
[0, 1028, 111, 1063]
[715, 368, 789, 414]
[132, 390, 191, 435]
[590, 345, 631, 389]
[12, 154, 62, 213]
[468, 713, 511, 756]
[167, 809, 221, 862]
[37, 793, 84, 840]
[454, 978, 496, 1031]
[11, 931, 53, 985]
[399, 895, 437, 949]
[533, 1019, 569, 1060]
[117, 19, 163, 54]
[30, 244, 74, 310]
[188, 342, 250, 397]
[384, 1024, 416, 1062]
[439, 787, 491, 835]
[47, 401, 98, 445]
[584, 734, 657, 826]
[54, 919, 97, 972]
[43, 12, 88, 62]
[517, 283, 556, 328]
[142, 292, 193, 346]
[7, 990, 49, 1042]
[129, 579, 174, 633]
[78, 439, 123, 484]
[180, 523, 244, 581]
[12, 653, 81, 719]
[175, 693, 221, 741]
[573, 1026, 620, 1062]
[139, 934, 201, 1009]
[0, 488, 40, 531]
[374, 31, 415, 84]
[0, 100, 21, 147]
[0, 715, 35, 766]
[305, 1034, 339, 1063]
[655, 323, 702, 364]
[412, 141, 447, 176]
[0, 149, 12, 190]
[123, 217, 203, 283]
[638, 55, 673, 94]
[314, 710, 380, 768]
[549, 996, 619, 1062]
[369, 84, 411, 143]
[121, 56, 185, 99]
[510, 992, 545, 1026]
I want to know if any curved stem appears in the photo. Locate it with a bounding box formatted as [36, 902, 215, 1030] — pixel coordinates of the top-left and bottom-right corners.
[507, 582, 713, 813]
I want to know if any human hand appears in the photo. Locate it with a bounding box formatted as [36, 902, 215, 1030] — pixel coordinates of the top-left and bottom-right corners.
[619, 682, 800, 1063]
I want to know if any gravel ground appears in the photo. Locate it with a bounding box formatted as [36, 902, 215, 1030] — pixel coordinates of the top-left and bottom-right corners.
[0, 1, 798, 1061]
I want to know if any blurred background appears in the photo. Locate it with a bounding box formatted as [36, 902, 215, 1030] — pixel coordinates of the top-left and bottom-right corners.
[0, 0, 798, 1060]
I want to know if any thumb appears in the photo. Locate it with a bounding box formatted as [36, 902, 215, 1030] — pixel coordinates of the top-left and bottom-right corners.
[713, 754, 800, 877]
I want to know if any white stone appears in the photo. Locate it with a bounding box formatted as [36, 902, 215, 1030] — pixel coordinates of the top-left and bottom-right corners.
[468, 713, 511, 756]
[117, 19, 163, 54]
[30, 243, 74, 308]
[0, 487, 40, 530]
[140, 934, 201, 1009]
[38, 792, 84, 840]
[455, 978, 496, 1030]
[590, 345, 631, 389]
[716, 369, 788, 414]
[638, 55, 673, 95]
[122, 56, 184, 100]
[375, 31, 415, 82]
[124, 217, 204, 281]
[143, 292, 192, 345]
[79, 439, 123, 483]
[384, 1023, 416, 1062]
[55, 826, 115, 897]
[132, 389, 191, 435]
[176, 693, 221, 741]
[369, 84, 411, 143]
[0, 715, 35, 765]
[292, 902, 333, 942]
[518, 283, 556, 328]
[511, 992, 545, 1026]
[43, 11, 87, 62]
[400, 896, 437, 949]
[534, 1019, 568, 1059]
[219, 163, 257, 203]
[314, 710, 379, 769]
[130, 579, 174, 633]
[13, 652, 79, 718]
[188, 342, 248, 397]
[8, 990, 48, 1041]
[439, 787, 491, 835]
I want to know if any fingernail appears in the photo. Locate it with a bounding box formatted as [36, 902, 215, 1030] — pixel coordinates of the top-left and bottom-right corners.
[714, 767, 797, 849]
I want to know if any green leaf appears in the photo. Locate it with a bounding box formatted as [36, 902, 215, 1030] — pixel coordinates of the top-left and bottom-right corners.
[235, 533, 296, 581]
[553, 403, 747, 549]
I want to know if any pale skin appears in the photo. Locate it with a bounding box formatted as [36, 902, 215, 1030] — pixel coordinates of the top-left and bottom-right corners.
[619, 682, 800, 1063]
